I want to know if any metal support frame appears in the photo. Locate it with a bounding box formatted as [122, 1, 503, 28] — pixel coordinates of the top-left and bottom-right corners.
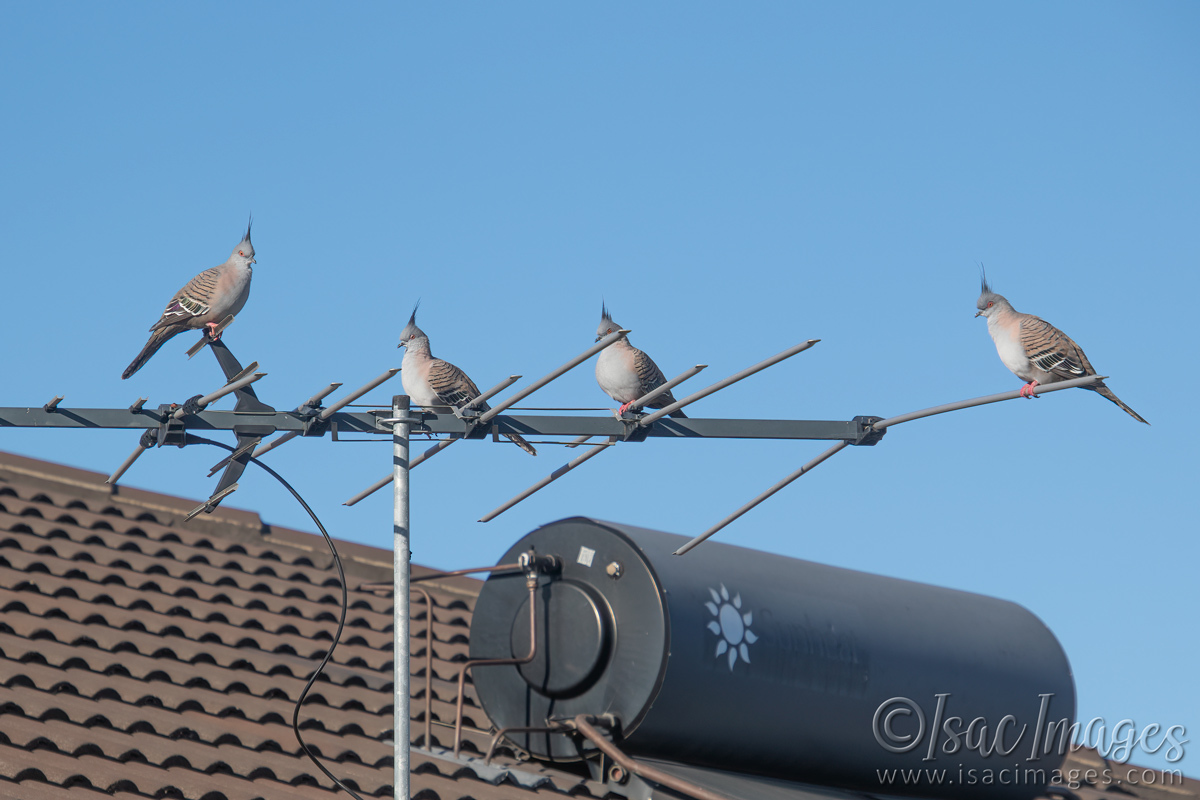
[410, 585, 435, 749]
[390, 395, 412, 800]
[452, 550, 550, 757]
[478, 436, 618, 522]
[567, 715, 735, 800]
[670, 374, 1106, 555]
[104, 342, 273, 513]
[0, 322, 1115, 800]
[639, 339, 819, 425]
[0, 406, 872, 440]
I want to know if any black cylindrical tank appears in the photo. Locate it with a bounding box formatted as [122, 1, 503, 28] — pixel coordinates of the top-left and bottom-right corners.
[470, 518, 1076, 798]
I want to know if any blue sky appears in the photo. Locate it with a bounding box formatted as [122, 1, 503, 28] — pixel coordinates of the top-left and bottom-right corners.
[2, 2, 1196, 776]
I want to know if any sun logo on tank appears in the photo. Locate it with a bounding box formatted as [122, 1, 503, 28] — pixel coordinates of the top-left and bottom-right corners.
[705, 584, 757, 671]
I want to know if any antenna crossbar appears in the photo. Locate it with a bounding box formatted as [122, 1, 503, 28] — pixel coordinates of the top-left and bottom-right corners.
[672, 373, 1108, 555]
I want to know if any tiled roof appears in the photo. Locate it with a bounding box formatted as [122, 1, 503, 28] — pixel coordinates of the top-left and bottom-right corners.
[0, 449, 1192, 800]
[0, 450, 611, 800]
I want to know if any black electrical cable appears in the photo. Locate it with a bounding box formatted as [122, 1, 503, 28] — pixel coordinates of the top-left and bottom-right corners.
[187, 436, 367, 800]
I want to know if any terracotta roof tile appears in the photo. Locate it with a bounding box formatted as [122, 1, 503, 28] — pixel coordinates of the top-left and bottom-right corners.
[0, 545, 389, 637]
[0, 450, 585, 800]
[0, 523, 356, 611]
[0, 780, 146, 800]
[3, 451, 1193, 800]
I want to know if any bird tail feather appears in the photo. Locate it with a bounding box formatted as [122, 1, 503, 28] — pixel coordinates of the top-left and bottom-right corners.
[504, 432, 537, 456]
[122, 327, 183, 380]
[668, 408, 688, 419]
[1091, 382, 1149, 425]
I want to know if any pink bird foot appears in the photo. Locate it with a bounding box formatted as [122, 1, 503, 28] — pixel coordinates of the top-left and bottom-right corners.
[618, 402, 634, 415]
[1019, 381, 1040, 399]
[205, 322, 223, 341]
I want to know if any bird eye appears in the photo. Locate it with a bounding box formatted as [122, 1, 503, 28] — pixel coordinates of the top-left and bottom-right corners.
[987, 301, 994, 308]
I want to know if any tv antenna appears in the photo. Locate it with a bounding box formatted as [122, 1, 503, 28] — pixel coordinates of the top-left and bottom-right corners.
[0, 320, 1105, 799]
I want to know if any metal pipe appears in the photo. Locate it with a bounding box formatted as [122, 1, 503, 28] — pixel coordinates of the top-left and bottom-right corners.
[410, 585, 434, 749]
[183, 482, 240, 522]
[484, 725, 567, 765]
[251, 430, 299, 459]
[207, 360, 259, 395]
[570, 715, 735, 800]
[343, 473, 391, 507]
[302, 382, 343, 409]
[174, 366, 264, 419]
[358, 562, 524, 593]
[624, 364, 707, 412]
[563, 434, 594, 449]
[410, 562, 523, 583]
[344, 373, 516, 505]
[325, 368, 401, 421]
[871, 374, 1106, 431]
[639, 339, 820, 425]
[341, 471, 392, 507]
[459, 375, 521, 414]
[454, 574, 538, 757]
[392, 395, 411, 800]
[254, 371, 399, 461]
[0, 407, 864, 440]
[478, 437, 618, 522]
[673, 376, 1106, 556]
[674, 440, 851, 556]
[106, 444, 147, 485]
[206, 438, 260, 476]
[185, 314, 235, 358]
[195, 367, 261, 410]
[476, 330, 629, 425]
[412, 437, 457, 468]
[343, 437, 459, 507]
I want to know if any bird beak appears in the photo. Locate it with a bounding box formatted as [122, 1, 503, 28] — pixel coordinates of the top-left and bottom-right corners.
[974, 310, 983, 318]
[595, 333, 603, 342]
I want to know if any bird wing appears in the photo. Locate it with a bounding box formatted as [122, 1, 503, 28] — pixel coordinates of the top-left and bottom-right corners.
[150, 266, 222, 332]
[1018, 315, 1094, 380]
[632, 348, 669, 396]
[427, 359, 483, 409]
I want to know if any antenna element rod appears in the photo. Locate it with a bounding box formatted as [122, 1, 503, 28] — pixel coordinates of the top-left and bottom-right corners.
[675, 440, 850, 556]
[476, 330, 629, 425]
[871, 374, 1105, 430]
[479, 437, 617, 522]
[641, 340, 820, 425]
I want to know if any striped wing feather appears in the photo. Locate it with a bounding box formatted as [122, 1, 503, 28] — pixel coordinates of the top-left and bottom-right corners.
[427, 359, 482, 409]
[150, 266, 221, 332]
[632, 347, 682, 412]
[427, 358, 537, 452]
[1019, 316, 1093, 380]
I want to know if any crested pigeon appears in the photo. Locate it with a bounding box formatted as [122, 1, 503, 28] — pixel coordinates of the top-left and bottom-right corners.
[397, 304, 537, 456]
[122, 220, 255, 379]
[975, 272, 1148, 424]
[595, 303, 687, 418]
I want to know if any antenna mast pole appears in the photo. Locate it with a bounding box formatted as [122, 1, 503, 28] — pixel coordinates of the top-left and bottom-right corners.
[391, 395, 412, 800]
